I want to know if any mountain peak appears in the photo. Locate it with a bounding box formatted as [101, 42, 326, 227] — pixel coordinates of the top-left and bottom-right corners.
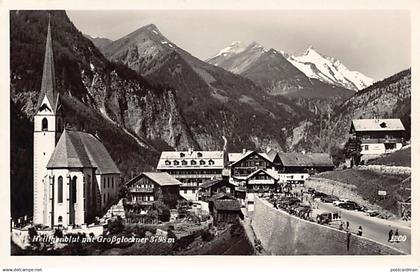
[213, 41, 247, 58]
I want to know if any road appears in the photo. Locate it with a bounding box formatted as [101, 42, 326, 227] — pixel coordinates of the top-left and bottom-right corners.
[315, 201, 411, 254]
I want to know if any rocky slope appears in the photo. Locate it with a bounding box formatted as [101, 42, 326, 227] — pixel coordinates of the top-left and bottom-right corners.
[102, 24, 310, 151]
[85, 34, 113, 52]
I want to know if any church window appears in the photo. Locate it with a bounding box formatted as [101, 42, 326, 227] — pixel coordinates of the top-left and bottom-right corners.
[42, 118, 48, 131]
[57, 176, 63, 203]
[108, 177, 110, 188]
[71, 176, 77, 203]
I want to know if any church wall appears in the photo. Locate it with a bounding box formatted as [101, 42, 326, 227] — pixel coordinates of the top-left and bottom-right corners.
[33, 111, 56, 225]
[99, 174, 120, 211]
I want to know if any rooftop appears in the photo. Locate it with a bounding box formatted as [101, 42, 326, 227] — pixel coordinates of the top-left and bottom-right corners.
[214, 199, 241, 211]
[157, 150, 224, 169]
[351, 119, 405, 132]
[47, 130, 120, 174]
[128, 172, 181, 187]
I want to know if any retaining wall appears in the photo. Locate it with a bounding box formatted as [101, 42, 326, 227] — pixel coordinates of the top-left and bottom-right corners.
[251, 197, 403, 255]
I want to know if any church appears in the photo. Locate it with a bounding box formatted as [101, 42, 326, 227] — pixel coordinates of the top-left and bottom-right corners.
[33, 20, 120, 228]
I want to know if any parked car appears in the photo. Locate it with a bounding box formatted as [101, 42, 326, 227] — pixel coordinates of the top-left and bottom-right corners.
[316, 212, 332, 224]
[320, 195, 339, 203]
[333, 199, 348, 206]
[365, 210, 379, 217]
[338, 201, 363, 211]
[313, 191, 327, 198]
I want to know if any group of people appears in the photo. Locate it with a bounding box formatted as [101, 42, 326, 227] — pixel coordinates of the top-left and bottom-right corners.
[388, 228, 400, 242]
[339, 221, 363, 236]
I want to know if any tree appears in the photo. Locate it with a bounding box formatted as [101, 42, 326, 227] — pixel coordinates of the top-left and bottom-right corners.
[153, 201, 171, 222]
[344, 137, 362, 166]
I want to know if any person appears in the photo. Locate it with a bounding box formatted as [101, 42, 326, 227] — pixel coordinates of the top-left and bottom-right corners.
[388, 229, 394, 242]
[357, 226, 363, 236]
[394, 229, 399, 243]
[339, 222, 344, 230]
[346, 221, 350, 230]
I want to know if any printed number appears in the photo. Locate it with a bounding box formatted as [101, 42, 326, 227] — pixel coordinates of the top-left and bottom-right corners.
[390, 235, 407, 242]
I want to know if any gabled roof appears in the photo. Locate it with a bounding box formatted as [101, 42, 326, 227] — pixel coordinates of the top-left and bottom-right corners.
[128, 172, 181, 187]
[246, 169, 279, 180]
[266, 149, 279, 163]
[37, 19, 58, 113]
[229, 151, 271, 166]
[351, 119, 405, 132]
[200, 179, 224, 189]
[278, 152, 334, 168]
[214, 199, 241, 211]
[47, 130, 120, 174]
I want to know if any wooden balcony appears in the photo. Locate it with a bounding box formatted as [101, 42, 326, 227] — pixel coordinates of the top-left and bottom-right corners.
[129, 187, 154, 193]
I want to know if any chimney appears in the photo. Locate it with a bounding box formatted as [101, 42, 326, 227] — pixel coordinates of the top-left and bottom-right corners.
[242, 148, 247, 154]
[188, 147, 194, 155]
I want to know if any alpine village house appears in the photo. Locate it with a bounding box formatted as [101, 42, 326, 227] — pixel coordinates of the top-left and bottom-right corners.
[33, 21, 120, 228]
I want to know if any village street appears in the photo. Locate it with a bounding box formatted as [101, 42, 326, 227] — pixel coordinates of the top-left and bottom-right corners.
[314, 201, 411, 254]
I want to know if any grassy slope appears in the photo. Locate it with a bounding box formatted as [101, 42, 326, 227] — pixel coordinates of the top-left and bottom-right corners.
[367, 147, 411, 167]
[316, 169, 409, 215]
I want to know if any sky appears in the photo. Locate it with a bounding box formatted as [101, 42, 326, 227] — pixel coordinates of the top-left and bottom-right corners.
[67, 10, 411, 81]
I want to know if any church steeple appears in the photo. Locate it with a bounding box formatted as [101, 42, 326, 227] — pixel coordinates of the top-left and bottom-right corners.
[37, 16, 58, 112]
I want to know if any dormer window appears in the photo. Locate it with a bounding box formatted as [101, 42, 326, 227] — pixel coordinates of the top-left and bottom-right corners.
[200, 160, 205, 165]
[174, 160, 179, 165]
[191, 160, 197, 165]
[42, 118, 48, 131]
[165, 160, 171, 165]
[197, 152, 203, 158]
[181, 160, 187, 165]
[380, 122, 387, 128]
[180, 153, 185, 157]
[208, 159, 215, 166]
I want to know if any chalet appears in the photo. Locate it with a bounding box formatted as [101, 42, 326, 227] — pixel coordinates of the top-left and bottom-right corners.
[33, 21, 120, 228]
[245, 169, 279, 193]
[277, 152, 334, 186]
[156, 149, 224, 201]
[228, 150, 273, 184]
[199, 178, 236, 201]
[350, 119, 405, 163]
[126, 172, 181, 209]
[212, 199, 243, 226]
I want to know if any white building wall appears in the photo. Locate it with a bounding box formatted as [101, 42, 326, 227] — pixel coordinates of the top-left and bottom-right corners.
[99, 174, 120, 211]
[33, 97, 56, 225]
[361, 143, 385, 155]
[180, 189, 198, 201]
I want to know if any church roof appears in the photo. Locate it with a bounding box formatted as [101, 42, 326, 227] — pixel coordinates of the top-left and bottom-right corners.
[278, 152, 334, 168]
[36, 19, 58, 113]
[47, 130, 120, 174]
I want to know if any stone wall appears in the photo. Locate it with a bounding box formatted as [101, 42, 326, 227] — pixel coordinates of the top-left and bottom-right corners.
[251, 197, 403, 255]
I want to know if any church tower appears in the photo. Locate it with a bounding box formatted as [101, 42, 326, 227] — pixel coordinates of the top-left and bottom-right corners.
[33, 18, 63, 225]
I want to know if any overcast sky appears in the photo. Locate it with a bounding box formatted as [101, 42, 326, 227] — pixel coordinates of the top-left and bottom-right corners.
[67, 10, 410, 81]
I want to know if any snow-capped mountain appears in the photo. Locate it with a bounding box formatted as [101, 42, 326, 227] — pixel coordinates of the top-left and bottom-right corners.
[287, 46, 374, 91]
[206, 41, 354, 99]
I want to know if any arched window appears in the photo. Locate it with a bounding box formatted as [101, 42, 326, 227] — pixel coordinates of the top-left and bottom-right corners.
[42, 118, 48, 131]
[58, 216, 63, 223]
[173, 160, 179, 165]
[197, 152, 203, 157]
[71, 176, 77, 203]
[181, 160, 187, 165]
[165, 160, 171, 165]
[190, 160, 197, 165]
[57, 176, 63, 203]
[200, 160, 205, 165]
[208, 159, 215, 165]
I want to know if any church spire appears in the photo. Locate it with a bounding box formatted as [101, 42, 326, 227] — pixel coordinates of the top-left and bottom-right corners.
[37, 15, 57, 112]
